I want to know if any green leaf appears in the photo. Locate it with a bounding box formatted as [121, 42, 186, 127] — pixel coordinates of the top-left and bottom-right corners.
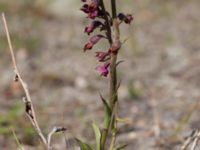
[100, 94, 111, 128]
[92, 122, 101, 150]
[115, 144, 128, 150]
[75, 138, 93, 150]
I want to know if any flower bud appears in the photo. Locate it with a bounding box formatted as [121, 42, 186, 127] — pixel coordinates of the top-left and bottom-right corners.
[118, 13, 133, 24]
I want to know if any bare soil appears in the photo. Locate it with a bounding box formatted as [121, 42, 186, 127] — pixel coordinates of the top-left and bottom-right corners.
[0, 0, 200, 149]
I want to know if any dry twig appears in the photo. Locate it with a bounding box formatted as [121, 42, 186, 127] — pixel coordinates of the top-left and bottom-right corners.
[2, 13, 66, 150]
[47, 127, 67, 149]
[180, 129, 200, 150]
[2, 12, 47, 148]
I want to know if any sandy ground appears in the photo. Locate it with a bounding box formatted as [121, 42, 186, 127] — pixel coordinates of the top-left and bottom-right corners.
[0, 0, 200, 149]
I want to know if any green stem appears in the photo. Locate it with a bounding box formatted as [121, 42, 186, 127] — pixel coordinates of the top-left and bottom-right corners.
[108, 0, 119, 149]
[100, 0, 119, 150]
[111, 0, 117, 18]
[109, 132, 116, 150]
[99, 0, 112, 149]
[109, 0, 119, 110]
[100, 129, 108, 150]
[99, 0, 112, 44]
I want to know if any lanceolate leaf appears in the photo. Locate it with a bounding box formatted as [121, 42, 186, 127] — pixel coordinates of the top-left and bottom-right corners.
[99, 94, 112, 127]
[115, 144, 128, 150]
[92, 122, 101, 150]
[75, 138, 93, 150]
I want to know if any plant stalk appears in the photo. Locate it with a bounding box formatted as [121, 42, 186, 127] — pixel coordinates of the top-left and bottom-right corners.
[99, 0, 112, 44]
[108, 0, 119, 149]
[100, 0, 119, 150]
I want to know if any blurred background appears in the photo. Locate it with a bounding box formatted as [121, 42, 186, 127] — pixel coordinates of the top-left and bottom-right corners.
[0, 0, 200, 149]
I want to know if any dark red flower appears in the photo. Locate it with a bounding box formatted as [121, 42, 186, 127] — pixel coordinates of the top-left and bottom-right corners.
[95, 51, 110, 62]
[88, 10, 98, 19]
[96, 63, 110, 77]
[84, 34, 105, 51]
[85, 21, 102, 35]
[80, 0, 99, 19]
[124, 14, 133, 24]
[84, 42, 93, 50]
[81, 4, 90, 13]
[118, 13, 125, 20]
[90, 34, 104, 42]
[118, 13, 133, 24]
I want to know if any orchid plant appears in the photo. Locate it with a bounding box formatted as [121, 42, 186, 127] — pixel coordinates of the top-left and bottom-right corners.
[78, 0, 133, 150]
[1, 0, 133, 149]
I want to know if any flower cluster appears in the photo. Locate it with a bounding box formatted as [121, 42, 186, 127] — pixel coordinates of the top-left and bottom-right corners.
[81, 0, 101, 19]
[81, 0, 133, 77]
